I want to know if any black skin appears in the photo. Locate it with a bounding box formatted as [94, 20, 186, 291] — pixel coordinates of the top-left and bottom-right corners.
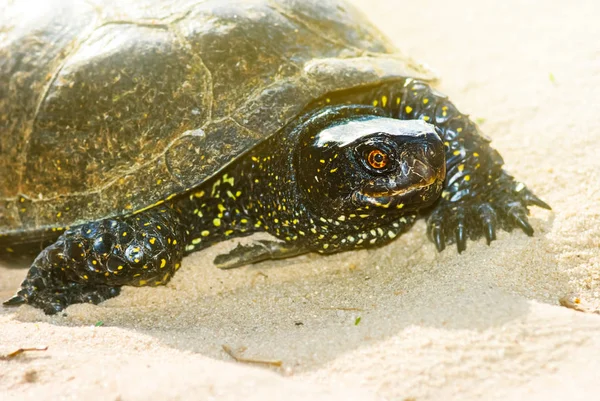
[4, 79, 550, 314]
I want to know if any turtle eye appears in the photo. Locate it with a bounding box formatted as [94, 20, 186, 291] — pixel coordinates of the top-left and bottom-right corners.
[355, 139, 395, 174]
[367, 149, 388, 169]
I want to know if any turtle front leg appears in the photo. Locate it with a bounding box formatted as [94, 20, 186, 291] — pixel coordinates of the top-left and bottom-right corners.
[214, 240, 307, 269]
[4, 205, 187, 315]
[390, 79, 551, 252]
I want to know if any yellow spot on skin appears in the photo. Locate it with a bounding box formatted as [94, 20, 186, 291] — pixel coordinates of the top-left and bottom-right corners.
[225, 230, 234, 236]
[156, 179, 162, 185]
[192, 238, 201, 245]
[56, 212, 62, 218]
[211, 180, 221, 197]
[222, 174, 235, 186]
[473, 152, 480, 157]
[92, 260, 97, 265]
[330, 168, 338, 173]
[194, 191, 205, 198]
[464, 175, 471, 181]
[405, 106, 413, 114]
[117, 265, 123, 270]
[139, 280, 147, 285]
[252, 156, 259, 162]
[213, 218, 221, 227]
[326, 98, 331, 103]
[218, 204, 226, 213]
[396, 97, 401, 105]
[423, 116, 430, 121]
[458, 164, 465, 172]
[201, 230, 210, 236]
[453, 150, 461, 156]
[172, 239, 177, 245]
[122, 232, 127, 237]
[381, 95, 388, 107]
[396, 203, 404, 209]
[149, 238, 156, 245]
[423, 98, 429, 104]
[160, 259, 167, 268]
[319, 159, 325, 164]
[372, 99, 378, 107]
[388, 231, 397, 239]
[323, 244, 329, 249]
[457, 127, 463, 133]
[175, 263, 181, 270]
[83, 275, 88, 280]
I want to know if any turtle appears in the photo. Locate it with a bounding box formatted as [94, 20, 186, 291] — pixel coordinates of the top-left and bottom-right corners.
[0, 0, 550, 315]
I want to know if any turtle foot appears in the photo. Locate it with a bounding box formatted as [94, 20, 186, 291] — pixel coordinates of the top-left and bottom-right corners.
[426, 172, 550, 253]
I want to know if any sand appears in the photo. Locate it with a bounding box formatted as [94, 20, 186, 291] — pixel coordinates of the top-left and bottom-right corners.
[1, 0, 599, 399]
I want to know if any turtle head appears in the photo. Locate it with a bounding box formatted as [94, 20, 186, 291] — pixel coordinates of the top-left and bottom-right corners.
[296, 105, 446, 219]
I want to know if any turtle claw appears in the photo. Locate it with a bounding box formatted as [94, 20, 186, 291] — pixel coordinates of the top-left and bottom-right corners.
[453, 205, 467, 253]
[432, 225, 445, 252]
[455, 224, 466, 253]
[522, 190, 552, 210]
[483, 221, 496, 245]
[512, 211, 534, 236]
[477, 204, 497, 245]
[3, 294, 26, 306]
[426, 209, 445, 252]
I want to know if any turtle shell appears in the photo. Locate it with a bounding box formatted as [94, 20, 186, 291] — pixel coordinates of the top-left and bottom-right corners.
[0, 0, 436, 237]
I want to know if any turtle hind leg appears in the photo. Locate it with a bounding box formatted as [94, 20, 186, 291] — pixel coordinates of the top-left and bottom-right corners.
[4, 283, 121, 315]
[3, 205, 188, 315]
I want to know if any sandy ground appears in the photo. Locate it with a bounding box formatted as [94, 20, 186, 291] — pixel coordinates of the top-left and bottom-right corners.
[2, 0, 600, 400]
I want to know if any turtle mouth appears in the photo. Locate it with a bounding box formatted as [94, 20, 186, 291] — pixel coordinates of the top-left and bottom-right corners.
[354, 167, 445, 209]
